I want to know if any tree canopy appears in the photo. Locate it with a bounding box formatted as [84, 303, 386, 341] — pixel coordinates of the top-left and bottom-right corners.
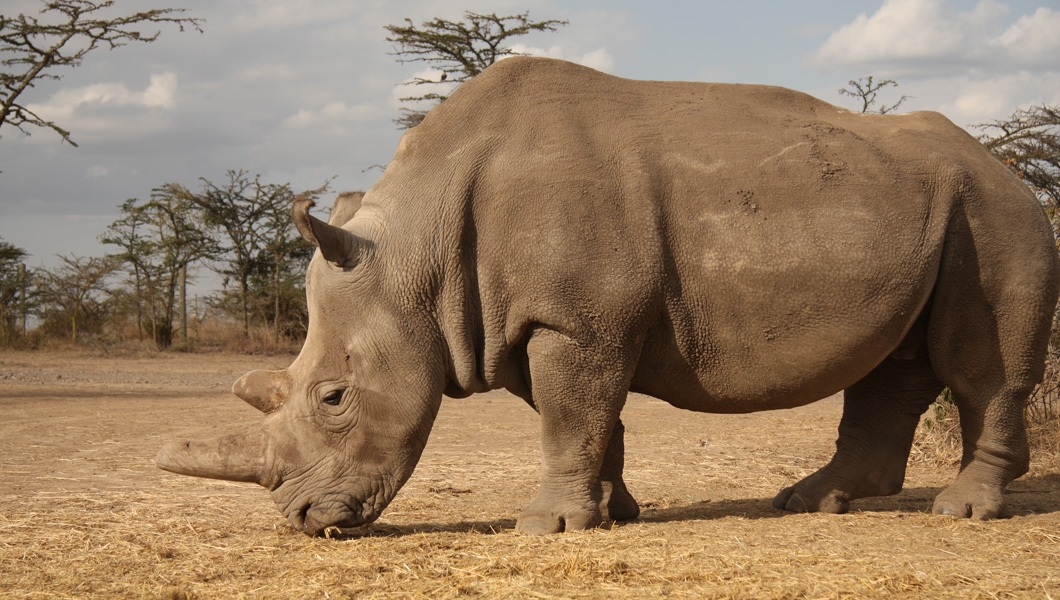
[0, 0, 202, 146]
[838, 76, 911, 115]
[978, 105, 1060, 246]
[0, 237, 29, 341]
[385, 11, 566, 129]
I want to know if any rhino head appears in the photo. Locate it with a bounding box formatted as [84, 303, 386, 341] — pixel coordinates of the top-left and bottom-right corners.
[156, 192, 446, 535]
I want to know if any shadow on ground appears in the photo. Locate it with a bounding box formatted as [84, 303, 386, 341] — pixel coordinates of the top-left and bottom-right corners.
[331, 518, 519, 539]
[635, 476, 1060, 525]
[329, 475, 1060, 539]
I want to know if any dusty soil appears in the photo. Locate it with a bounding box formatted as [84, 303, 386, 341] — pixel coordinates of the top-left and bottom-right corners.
[1, 350, 1058, 599]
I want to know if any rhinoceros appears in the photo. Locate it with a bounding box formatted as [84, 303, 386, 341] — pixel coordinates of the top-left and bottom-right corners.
[157, 57, 1059, 535]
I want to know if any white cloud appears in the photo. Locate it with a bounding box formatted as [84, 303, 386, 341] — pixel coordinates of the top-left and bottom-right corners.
[140, 73, 179, 109]
[941, 71, 1060, 125]
[27, 72, 178, 122]
[993, 7, 1060, 65]
[282, 101, 378, 130]
[235, 62, 298, 83]
[811, 1, 1060, 127]
[809, 0, 1059, 76]
[815, 0, 965, 63]
[229, 0, 368, 31]
[573, 48, 615, 73]
[507, 43, 615, 73]
[86, 165, 110, 178]
[18, 73, 179, 143]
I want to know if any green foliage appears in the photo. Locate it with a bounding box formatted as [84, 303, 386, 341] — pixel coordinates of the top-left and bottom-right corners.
[99, 170, 322, 349]
[35, 253, 118, 342]
[0, 0, 202, 146]
[978, 105, 1060, 246]
[385, 11, 566, 129]
[162, 170, 318, 342]
[0, 237, 30, 342]
[101, 191, 216, 349]
[838, 76, 911, 115]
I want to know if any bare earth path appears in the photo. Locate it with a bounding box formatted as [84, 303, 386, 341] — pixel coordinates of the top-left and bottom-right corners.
[1, 350, 1058, 599]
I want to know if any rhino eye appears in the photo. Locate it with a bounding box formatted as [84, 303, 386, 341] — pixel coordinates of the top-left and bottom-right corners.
[322, 389, 344, 406]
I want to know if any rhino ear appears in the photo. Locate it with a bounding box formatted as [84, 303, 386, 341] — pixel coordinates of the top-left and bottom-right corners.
[328, 191, 364, 226]
[293, 195, 363, 267]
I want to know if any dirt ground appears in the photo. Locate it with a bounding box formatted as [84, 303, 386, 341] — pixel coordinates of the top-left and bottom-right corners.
[1, 350, 1058, 599]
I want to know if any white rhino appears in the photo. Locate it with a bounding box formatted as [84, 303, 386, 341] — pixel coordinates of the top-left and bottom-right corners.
[157, 57, 1059, 535]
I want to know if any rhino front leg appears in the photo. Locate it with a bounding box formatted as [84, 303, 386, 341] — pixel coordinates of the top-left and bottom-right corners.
[517, 328, 633, 534]
[599, 419, 640, 522]
[513, 385, 640, 523]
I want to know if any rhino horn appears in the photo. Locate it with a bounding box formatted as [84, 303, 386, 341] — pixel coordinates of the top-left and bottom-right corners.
[328, 191, 364, 226]
[155, 427, 266, 485]
[233, 369, 290, 414]
[293, 194, 361, 267]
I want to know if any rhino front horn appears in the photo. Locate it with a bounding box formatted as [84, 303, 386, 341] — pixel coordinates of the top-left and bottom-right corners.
[293, 195, 362, 267]
[156, 427, 266, 485]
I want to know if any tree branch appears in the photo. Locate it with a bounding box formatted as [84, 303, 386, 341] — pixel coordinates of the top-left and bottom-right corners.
[0, 0, 203, 145]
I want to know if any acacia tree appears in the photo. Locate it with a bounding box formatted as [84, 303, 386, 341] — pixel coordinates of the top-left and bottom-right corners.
[385, 11, 566, 129]
[37, 254, 117, 342]
[0, 237, 30, 342]
[0, 0, 202, 146]
[102, 190, 215, 348]
[977, 105, 1060, 243]
[254, 191, 313, 342]
[162, 170, 315, 339]
[160, 172, 268, 338]
[839, 76, 911, 115]
[100, 198, 154, 341]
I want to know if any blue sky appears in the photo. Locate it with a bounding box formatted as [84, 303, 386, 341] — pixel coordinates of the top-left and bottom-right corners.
[2, 0, 1059, 281]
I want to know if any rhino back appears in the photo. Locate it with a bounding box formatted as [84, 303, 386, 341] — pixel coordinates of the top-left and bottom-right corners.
[371, 57, 1026, 409]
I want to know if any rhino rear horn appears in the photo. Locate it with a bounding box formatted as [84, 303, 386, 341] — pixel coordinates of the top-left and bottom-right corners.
[293, 195, 362, 267]
[155, 427, 266, 485]
[233, 369, 290, 414]
[328, 191, 364, 226]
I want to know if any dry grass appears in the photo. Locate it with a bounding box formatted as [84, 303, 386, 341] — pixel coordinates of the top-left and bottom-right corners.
[909, 398, 964, 469]
[3, 484, 1060, 600]
[2, 350, 1059, 599]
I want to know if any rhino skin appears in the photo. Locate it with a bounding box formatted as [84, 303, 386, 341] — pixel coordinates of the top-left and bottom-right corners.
[157, 57, 1060, 535]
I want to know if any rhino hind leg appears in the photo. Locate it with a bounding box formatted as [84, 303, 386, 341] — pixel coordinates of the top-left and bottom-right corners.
[773, 348, 942, 514]
[926, 339, 1037, 520]
[922, 205, 1056, 520]
[926, 303, 1041, 519]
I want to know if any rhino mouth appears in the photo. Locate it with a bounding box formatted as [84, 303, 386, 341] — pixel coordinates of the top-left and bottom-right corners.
[288, 498, 366, 536]
[284, 494, 382, 536]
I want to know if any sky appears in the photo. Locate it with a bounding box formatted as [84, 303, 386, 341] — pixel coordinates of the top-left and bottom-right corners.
[1, 0, 1059, 287]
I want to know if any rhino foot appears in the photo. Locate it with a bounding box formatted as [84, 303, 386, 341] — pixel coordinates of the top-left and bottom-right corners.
[516, 496, 603, 534]
[932, 481, 1004, 520]
[515, 510, 603, 534]
[772, 484, 851, 514]
[601, 480, 640, 522]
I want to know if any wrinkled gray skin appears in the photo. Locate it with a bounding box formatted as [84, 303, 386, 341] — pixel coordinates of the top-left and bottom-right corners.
[157, 57, 1060, 535]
